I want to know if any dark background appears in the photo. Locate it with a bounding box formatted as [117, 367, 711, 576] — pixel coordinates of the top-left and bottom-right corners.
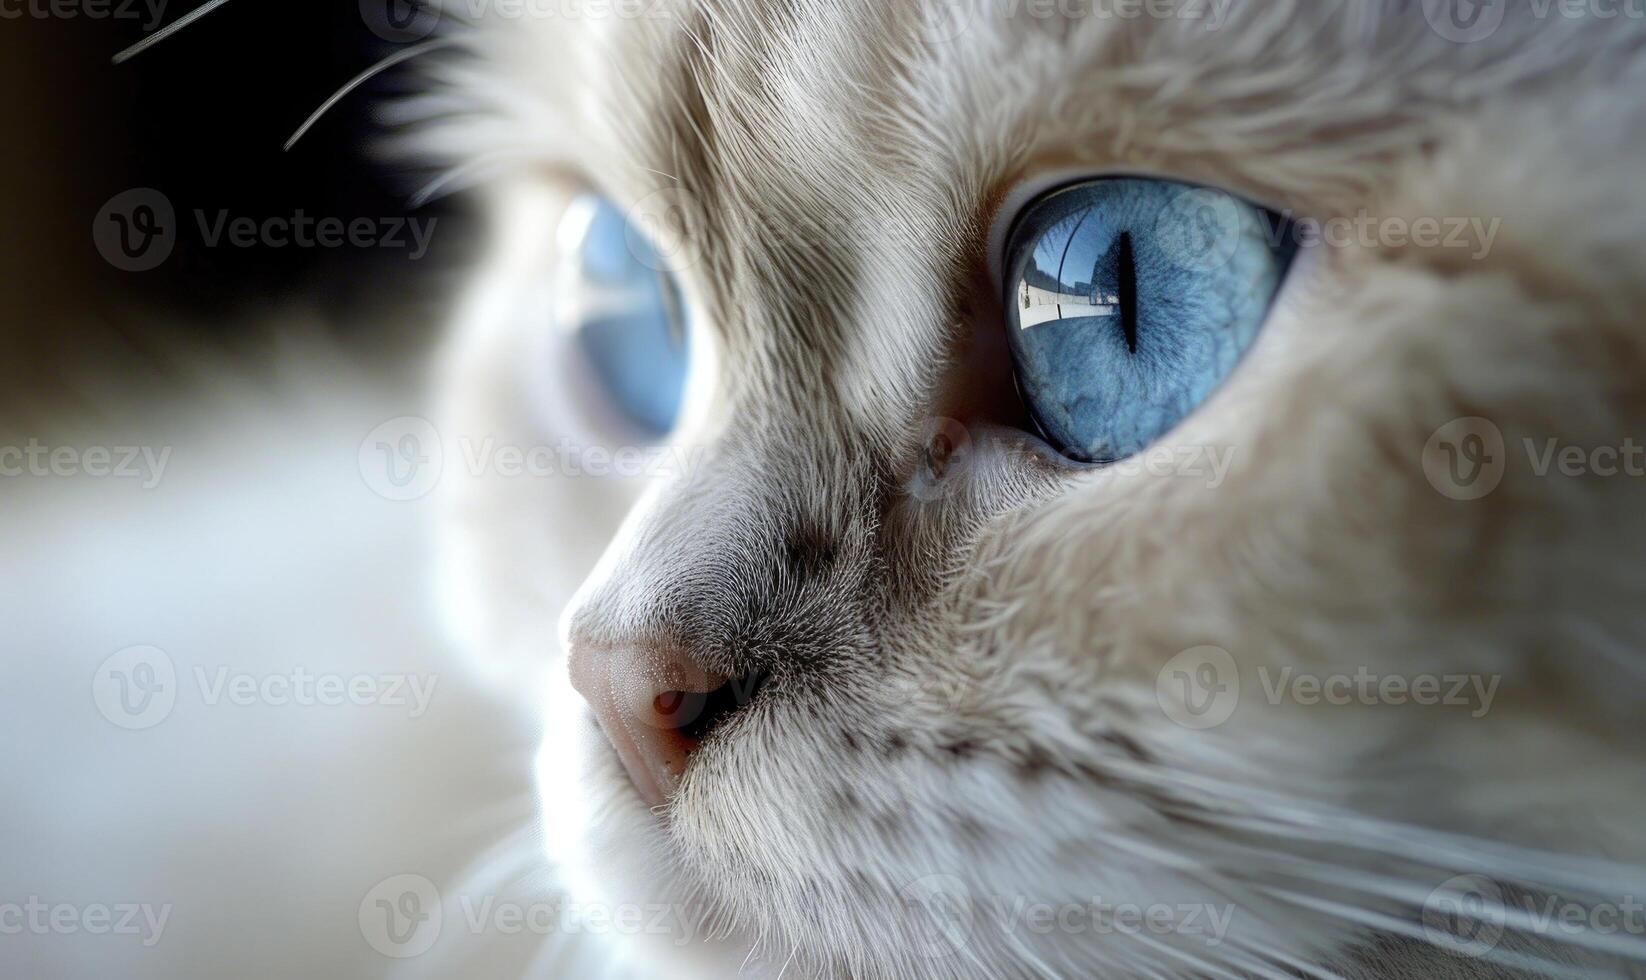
[0, 0, 471, 344]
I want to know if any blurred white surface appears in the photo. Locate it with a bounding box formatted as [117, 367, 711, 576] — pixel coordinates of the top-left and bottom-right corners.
[0, 343, 577, 978]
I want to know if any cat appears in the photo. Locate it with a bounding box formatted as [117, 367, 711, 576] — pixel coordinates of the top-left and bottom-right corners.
[414, 0, 1646, 976]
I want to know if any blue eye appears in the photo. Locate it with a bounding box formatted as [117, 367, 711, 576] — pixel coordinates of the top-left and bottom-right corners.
[1004, 178, 1293, 463]
[564, 197, 690, 436]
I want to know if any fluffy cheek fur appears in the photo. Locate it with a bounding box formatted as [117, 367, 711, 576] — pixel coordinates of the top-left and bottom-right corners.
[429, 3, 1646, 977]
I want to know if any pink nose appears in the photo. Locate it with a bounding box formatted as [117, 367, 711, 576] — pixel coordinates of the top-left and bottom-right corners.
[568, 644, 732, 806]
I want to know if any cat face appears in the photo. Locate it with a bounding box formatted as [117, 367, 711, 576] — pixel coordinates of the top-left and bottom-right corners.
[428, 2, 1646, 975]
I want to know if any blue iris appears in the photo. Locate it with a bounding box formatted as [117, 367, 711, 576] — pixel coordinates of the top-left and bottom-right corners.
[1004, 178, 1292, 462]
[570, 198, 690, 436]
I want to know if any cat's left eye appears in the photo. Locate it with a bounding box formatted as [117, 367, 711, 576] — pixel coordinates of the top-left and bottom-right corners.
[559, 196, 691, 436]
[1002, 177, 1294, 463]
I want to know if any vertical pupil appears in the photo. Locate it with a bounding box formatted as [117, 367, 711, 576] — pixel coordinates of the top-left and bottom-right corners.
[1005, 179, 1289, 465]
[1117, 231, 1138, 354]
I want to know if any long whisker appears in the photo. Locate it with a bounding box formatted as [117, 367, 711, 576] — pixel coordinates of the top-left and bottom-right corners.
[1109, 758, 1646, 898]
[1220, 934, 1348, 980]
[1097, 759, 1646, 969]
[285, 38, 455, 151]
[1118, 926, 1248, 980]
[405, 151, 528, 209]
[1258, 885, 1598, 980]
[111, 0, 237, 64]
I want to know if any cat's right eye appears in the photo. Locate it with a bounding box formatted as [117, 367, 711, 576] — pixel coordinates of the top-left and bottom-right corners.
[558, 196, 691, 436]
[1001, 177, 1293, 464]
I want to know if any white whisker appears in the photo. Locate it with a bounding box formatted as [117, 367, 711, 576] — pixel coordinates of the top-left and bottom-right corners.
[1110, 758, 1646, 899]
[1119, 927, 1247, 980]
[111, 0, 237, 64]
[1222, 935, 1348, 980]
[1259, 885, 1597, 980]
[285, 38, 455, 152]
[406, 152, 526, 209]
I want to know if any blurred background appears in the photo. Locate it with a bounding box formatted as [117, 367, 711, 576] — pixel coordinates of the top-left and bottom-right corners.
[1, 5, 560, 977]
[0, 0, 467, 335]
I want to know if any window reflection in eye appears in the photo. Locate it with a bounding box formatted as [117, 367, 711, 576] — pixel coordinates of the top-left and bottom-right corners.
[1018, 219, 1139, 351]
[1003, 178, 1294, 464]
[558, 196, 691, 437]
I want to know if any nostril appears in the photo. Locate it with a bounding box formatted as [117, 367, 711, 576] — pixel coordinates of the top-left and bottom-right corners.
[676, 670, 765, 744]
[567, 644, 762, 806]
[647, 688, 712, 731]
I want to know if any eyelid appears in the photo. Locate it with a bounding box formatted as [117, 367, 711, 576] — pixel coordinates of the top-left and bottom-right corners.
[985, 169, 1295, 286]
[986, 169, 1101, 287]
